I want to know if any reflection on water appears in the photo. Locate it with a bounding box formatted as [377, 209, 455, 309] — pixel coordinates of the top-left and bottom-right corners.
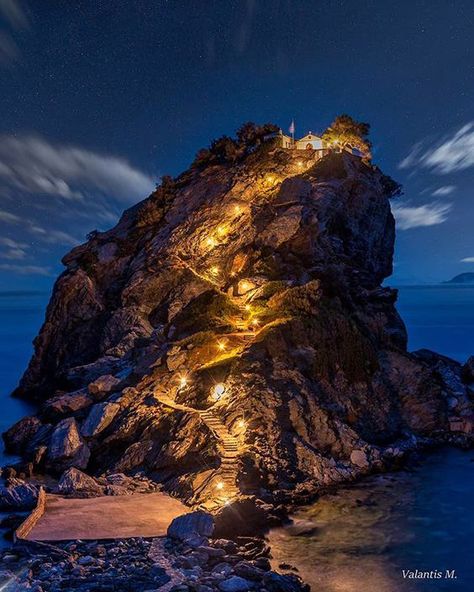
[268, 448, 474, 592]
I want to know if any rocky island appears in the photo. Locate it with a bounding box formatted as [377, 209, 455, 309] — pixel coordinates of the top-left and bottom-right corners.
[445, 272, 474, 284]
[1, 120, 473, 591]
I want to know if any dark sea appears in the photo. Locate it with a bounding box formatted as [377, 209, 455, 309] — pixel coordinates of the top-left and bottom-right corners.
[0, 291, 48, 466]
[0, 285, 473, 575]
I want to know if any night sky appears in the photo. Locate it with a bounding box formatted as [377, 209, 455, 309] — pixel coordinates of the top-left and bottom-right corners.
[1, 0, 474, 290]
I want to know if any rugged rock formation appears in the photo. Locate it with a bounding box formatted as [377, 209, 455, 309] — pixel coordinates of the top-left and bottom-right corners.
[4, 140, 473, 506]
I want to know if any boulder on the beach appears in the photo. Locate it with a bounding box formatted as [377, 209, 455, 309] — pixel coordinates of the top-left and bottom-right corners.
[214, 496, 276, 538]
[264, 572, 310, 592]
[81, 402, 120, 438]
[46, 417, 90, 472]
[167, 510, 214, 543]
[0, 478, 38, 510]
[57, 467, 104, 496]
[43, 389, 93, 419]
[350, 449, 369, 468]
[2, 416, 42, 454]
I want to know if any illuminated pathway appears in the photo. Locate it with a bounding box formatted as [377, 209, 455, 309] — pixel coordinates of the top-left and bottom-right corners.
[153, 390, 243, 508]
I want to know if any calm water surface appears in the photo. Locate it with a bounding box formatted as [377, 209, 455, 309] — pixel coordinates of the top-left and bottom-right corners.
[0, 291, 46, 465]
[268, 448, 474, 592]
[396, 285, 474, 362]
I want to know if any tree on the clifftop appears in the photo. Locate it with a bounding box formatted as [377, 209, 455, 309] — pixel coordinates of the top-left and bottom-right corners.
[322, 114, 372, 156]
[192, 122, 279, 168]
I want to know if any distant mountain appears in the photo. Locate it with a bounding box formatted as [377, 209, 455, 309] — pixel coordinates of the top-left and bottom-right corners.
[445, 272, 474, 284]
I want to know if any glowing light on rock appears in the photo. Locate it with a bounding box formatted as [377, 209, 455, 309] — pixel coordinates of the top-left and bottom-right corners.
[240, 280, 252, 292]
[217, 341, 226, 351]
[297, 160, 303, 167]
[266, 175, 274, 184]
[210, 266, 219, 276]
[178, 375, 188, 389]
[212, 383, 226, 400]
[244, 304, 251, 311]
[251, 318, 259, 326]
[234, 205, 242, 215]
[238, 419, 246, 430]
[206, 237, 217, 249]
[217, 224, 228, 237]
[216, 481, 224, 490]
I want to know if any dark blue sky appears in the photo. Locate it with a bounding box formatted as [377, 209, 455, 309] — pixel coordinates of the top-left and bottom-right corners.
[1, 0, 474, 290]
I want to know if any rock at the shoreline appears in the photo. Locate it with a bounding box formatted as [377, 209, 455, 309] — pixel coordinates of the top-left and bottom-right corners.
[214, 497, 278, 538]
[2, 416, 42, 454]
[350, 449, 369, 468]
[57, 467, 104, 496]
[218, 575, 253, 592]
[46, 417, 90, 472]
[167, 511, 214, 543]
[81, 402, 120, 438]
[264, 572, 310, 592]
[43, 389, 93, 419]
[0, 478, 38, 510]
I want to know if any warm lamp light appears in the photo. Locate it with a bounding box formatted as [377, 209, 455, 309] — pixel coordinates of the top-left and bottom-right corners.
[217, 341, 226, 351]
[241, 280, 252, 291]
[210, 266, 219, 276]
[244, 304, 251, 311]
[251, 318, 259, 326]
[238, 419, 246, 430]
[206, 237, 217, 249]
[297, 160, 303, 167]
[217, 225, 227, 237]
[178, 376, 188, 389]
[234, 205, 242, 215]
[212, 383, 226, 400]
[216, 481, 224, 490]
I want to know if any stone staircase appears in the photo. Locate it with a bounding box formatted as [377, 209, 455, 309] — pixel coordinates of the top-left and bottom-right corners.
[199, 408, 241, 504]
[153, 390, 242, 506]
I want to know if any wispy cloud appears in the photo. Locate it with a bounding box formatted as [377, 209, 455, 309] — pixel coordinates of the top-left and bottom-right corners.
[0, 247, 26, 259]
[0, 209, 21, 223]
[30, 226, 79, 246]
[0, 0, 29, 65]
[0, 208, 80, 246]
[0, 263, 52, 276]
[400, 122, 474, 174]
[0, 135, 155, 202]
[432, 185, 456, 196]
[0, 31, 19, 64]
[0, 237, 27, 249]
[391, 202, 451, 230]
[461, 257, 474, 263]
[0, 237, 27, 260]
[0, 0, 30, 29]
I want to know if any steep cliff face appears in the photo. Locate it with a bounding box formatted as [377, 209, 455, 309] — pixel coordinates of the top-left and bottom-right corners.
[5, 144, 472, 505]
